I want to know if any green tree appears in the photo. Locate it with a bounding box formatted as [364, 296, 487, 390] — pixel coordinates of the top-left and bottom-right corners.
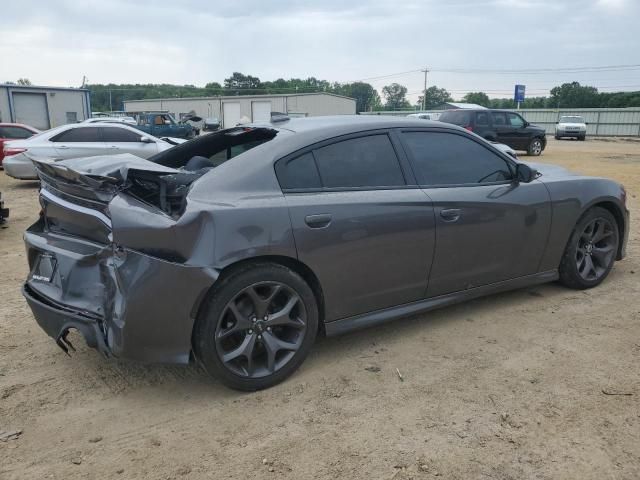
[223, 72, 262, 94]
[382, 83, 411, 110]
[549, 82, 599, 108]
[461, 91, 490, 107]
[333, 82, 380, 112]
[417, 86, 452, 110]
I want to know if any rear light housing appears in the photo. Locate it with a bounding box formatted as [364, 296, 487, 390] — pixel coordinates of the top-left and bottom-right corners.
[3, 147, 27, 157]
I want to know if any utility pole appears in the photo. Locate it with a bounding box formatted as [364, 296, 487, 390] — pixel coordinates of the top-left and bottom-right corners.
[421, 67, 429, 111]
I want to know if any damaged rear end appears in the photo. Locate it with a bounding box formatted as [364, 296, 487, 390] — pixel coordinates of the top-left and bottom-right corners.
[23, 155, 219, 363]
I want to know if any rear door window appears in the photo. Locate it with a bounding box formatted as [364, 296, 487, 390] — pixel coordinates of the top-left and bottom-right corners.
[0, 126, 34, 139]
[100, 127, 144, 142]
[476, 112, 489, 126]
[312, 134, 405, 189]
[50, 127, 102, 142]
[491, 112, 507, 126]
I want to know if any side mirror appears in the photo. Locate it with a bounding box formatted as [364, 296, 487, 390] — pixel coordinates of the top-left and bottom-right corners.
[523, 121, 530, 127]
[516, 163, 538, 183]
[140, 136, 153, 143]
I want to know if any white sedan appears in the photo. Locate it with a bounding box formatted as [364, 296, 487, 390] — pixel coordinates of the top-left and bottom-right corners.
[3, 123, 174, 180]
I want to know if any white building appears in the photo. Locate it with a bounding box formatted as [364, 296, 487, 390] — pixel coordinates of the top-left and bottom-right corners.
[124, 92, 356, 128]
[0, 84, 91, 130]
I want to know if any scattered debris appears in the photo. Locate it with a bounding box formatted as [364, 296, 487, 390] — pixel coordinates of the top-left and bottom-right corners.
[602, 389, 633, 396]
[262, 458, 269, 465]
[88, 436, 103, 443]
[71, 458, 82, 465]
[0, 430, 22, 442]
[396, 368, 404, 382]
[116, 468, 124, 474]
[365, 366, 381, 373]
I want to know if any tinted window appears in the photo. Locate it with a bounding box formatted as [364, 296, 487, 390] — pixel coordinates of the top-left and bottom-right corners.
[100, 127, 143, 142]
[312, 135, 404, 189]
[491, 112, 507, 126]
[277, 152, 322, 190]
[476, 112, 489, 126]
[51, 127, 101, 143]
[402, 132, 512, 185]
[0, 126, 34, 139]
[507, 113, 524, 128]
[439, 111, 471, 126]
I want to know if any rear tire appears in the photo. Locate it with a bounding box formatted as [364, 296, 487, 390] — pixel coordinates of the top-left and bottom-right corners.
[578, 135, 586, 141]
[558, 207, 619, 289]
[194, 262, 318, 391]
[527, 137, 543, 156]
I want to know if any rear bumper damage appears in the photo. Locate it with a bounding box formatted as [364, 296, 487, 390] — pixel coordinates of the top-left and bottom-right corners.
[23, 220, 218, 364]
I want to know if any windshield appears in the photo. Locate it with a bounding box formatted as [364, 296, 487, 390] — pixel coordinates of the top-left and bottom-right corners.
[560, 116, 585, 123]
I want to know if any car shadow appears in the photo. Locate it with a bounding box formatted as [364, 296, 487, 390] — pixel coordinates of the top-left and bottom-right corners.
[63, 281, 568, 398]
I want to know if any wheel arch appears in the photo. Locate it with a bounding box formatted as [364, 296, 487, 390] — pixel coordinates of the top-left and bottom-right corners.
[589, 200, 626, 260]
[192, 255, 326, 338]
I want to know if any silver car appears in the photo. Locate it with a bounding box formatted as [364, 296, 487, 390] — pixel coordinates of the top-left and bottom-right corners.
[555, 115, 587, 140]
[3, 123, 174, 179]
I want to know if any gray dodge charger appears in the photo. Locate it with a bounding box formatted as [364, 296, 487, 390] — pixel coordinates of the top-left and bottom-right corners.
[23, 115, 629, 390]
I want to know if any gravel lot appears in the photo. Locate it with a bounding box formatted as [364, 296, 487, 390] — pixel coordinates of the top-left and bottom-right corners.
[1, 138, 639, 479]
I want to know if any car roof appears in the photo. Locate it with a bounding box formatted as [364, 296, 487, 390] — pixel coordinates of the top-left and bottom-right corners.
[0, 122, 39, 131]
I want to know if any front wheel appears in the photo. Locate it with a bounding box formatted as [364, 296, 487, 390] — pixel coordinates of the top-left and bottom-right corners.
[194, 263, 318, 391]
[527, 137, 543, 156]
[559, 207, 619, 289]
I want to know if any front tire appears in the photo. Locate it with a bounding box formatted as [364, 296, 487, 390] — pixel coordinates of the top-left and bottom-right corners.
[194, 263, 318, 391]
[527, 137, 543, 156]
[559, 207, 619, 289]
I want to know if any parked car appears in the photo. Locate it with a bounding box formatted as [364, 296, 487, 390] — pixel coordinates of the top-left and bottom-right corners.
[83, 116, 137, 125]
[203, 117, 221, 131]
[439, 109, 546, 156]
[23, 116, 628, 391]
[407, 113, 433, 120]
[0, 190, 8, 223]
[555, 115, 587, 140]
[132, 112, 196, 139]
[3, 123, 174, 180]
[0, 123, 40, 167]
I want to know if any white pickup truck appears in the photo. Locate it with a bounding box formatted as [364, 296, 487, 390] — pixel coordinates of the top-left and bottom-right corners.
[555, 115, 587, 141]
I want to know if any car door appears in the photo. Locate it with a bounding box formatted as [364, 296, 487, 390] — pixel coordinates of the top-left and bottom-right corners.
[490, 111, 513, 146]
[50, 127, 107, 159]
[399, 129, 551, 298]
[506, 112, 530, 149]
[99, 126, 160, 158]
[277, 131, 436, 322]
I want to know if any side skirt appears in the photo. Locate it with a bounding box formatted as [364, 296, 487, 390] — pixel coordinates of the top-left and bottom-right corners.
[324, 270, 559, 337]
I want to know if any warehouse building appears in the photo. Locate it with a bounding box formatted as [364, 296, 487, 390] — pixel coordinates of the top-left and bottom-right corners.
[124, 92, 356, 128]
[0, 84, 91, 130]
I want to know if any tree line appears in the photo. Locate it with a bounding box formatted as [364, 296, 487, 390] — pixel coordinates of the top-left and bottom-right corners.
[13, 73, 635, 113]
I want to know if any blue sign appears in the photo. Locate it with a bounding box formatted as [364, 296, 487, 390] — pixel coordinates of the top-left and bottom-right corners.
[514, 84, 526, 103]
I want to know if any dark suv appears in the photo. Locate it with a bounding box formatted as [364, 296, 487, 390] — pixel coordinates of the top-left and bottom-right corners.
[439, 109, 546, 156]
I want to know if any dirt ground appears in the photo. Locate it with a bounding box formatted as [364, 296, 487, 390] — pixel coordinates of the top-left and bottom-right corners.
[1, 138, 639, 479]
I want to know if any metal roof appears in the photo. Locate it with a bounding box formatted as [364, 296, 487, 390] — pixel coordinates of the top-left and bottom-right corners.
[0, 84, 88, 92]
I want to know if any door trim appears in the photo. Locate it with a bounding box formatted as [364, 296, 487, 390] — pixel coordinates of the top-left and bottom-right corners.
[324, 269, 558, 336]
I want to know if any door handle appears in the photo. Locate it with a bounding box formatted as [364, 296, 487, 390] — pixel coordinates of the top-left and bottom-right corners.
[304, 214, 332, 229]
[440, 208, 461, 222]
[57, 145, 70, 149]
